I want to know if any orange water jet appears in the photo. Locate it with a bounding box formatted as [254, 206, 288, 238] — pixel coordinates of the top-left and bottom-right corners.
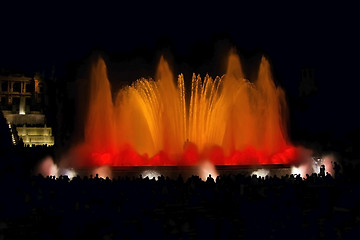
[72, 51, 298, 167]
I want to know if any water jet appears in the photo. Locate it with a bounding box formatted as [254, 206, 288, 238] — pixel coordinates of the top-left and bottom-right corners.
[71, 50, 298, 169]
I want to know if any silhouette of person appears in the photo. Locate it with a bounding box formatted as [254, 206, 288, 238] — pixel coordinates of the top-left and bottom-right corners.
[320, 165, 325, 177]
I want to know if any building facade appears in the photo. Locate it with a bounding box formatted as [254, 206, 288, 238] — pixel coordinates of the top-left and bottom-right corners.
[0, 71, 54, 146]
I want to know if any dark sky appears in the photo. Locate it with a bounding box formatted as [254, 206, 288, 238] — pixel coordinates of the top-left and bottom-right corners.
[1, 1, 359, 140]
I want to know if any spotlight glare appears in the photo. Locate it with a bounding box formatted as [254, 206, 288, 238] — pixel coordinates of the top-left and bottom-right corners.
[251, 169, 269, 178]
[199, 160, 218, 181]
[141, 170, 161, 180]
[59, 168, 77, 180]
[37, 156, 59, 177]
[92, 166, 112, 179]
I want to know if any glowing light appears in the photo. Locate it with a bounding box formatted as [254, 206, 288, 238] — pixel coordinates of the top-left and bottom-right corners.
[289, 150, 336, 178]
[141, 170, 161, 180]
[92, 166, 112, 179]
[37, 156, 58, 177]
[198, 160, 218, 181]
[320, 154, 337, 176]
[59, 168, 77, 180]
[251, 169, 270, 178]
[291, 165, 307, 177]
[8, 124, 16, 144]
[311, 157, 321, 174]
[72, 50, 299, 167]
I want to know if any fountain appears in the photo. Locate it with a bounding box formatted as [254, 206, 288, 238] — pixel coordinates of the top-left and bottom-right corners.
[71, 50, 298, 168]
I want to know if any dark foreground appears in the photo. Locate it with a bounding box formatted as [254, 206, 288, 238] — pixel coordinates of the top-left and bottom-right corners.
[1, 169, 359, 240]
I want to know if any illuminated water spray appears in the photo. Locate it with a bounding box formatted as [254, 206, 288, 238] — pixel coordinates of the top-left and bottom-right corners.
[72, 51, 298, 167]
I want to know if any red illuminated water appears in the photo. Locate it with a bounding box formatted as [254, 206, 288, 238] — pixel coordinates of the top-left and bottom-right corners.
[71, 51, 298, 167]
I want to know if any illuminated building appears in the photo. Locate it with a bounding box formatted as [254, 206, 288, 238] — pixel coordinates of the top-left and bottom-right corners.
[0, 70, 54, 146]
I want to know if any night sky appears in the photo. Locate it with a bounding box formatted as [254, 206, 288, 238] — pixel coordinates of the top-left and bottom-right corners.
[1, 2, 359, 143]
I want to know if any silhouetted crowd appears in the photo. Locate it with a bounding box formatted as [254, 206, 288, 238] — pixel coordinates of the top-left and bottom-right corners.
[1, 164, 359, 240]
